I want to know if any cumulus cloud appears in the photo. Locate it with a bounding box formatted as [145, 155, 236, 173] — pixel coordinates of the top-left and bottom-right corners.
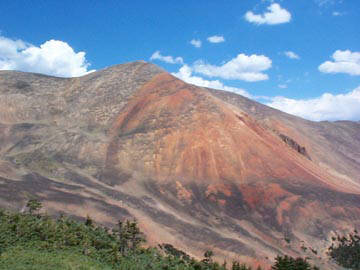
[0, 36, 93, 77]
[150, 51, 183, 64]
[192, 53, 272, 82]
[245, 3, 291, 25]
[267, 86, 360, 121]
[190, 39, 202, 48]
[207, 35, 225, 43]
[172, 65, 252, 98]
[319, 50, 360, 76]
[284, 51, 300, 60]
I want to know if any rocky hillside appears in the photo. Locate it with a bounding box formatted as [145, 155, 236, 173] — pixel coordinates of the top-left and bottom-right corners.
[0, 61, 359, 269]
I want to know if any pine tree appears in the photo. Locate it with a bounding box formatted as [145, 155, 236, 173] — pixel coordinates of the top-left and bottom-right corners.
[328, 230, 360, 269]
[271, 255, 319, 270]
[26, 199, 42, 215]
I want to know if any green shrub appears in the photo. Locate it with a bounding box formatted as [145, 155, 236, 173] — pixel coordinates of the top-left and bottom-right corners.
[271, 255, 319, 270]
[0, 246, 113, 270]
[328, 230, 360, 269]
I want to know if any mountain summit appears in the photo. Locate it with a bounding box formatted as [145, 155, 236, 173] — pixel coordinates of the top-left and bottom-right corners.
[0, 61, 359, 268]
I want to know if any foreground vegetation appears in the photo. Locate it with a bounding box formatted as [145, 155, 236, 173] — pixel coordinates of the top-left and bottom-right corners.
[0, 200, 325, 270]
[328, 230, 360, 269]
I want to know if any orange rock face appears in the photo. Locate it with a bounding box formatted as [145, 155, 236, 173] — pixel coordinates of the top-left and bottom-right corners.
[107, 72, 356, 193]
[0, 62, 360, 269]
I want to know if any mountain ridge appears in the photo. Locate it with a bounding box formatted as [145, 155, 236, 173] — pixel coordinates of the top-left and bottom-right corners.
[0, 61, 359, 269]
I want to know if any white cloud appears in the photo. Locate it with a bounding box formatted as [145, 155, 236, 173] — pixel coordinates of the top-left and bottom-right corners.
[267, 86, 360, 121]
[245, 3, 291, 25]
[332, 11, 343, 16]
[172, 65, 252, 98]
[0, 36, 93, 77]
[207, 35, 225, 43]
[190, 39, 202, 48]
[315, 0, 342, 7]
[315, 0, 332, 6]
[284, 51, 300, 60]
[192, 53, 272, 82]
[278, 84, 287, 89]
[319, 50, 360, 76]
[150, 51, 183, 64]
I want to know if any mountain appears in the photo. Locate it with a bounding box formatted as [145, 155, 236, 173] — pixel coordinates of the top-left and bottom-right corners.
[0, 61, 359, 268]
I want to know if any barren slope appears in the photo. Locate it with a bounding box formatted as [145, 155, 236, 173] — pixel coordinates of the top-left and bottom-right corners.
[0, 62, 359, 269]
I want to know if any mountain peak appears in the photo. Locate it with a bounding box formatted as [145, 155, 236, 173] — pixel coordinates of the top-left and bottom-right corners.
[0, 61, 359, 268]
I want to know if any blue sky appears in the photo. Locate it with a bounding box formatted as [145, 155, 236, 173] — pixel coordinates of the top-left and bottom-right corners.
[0, 0, 360, 121]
